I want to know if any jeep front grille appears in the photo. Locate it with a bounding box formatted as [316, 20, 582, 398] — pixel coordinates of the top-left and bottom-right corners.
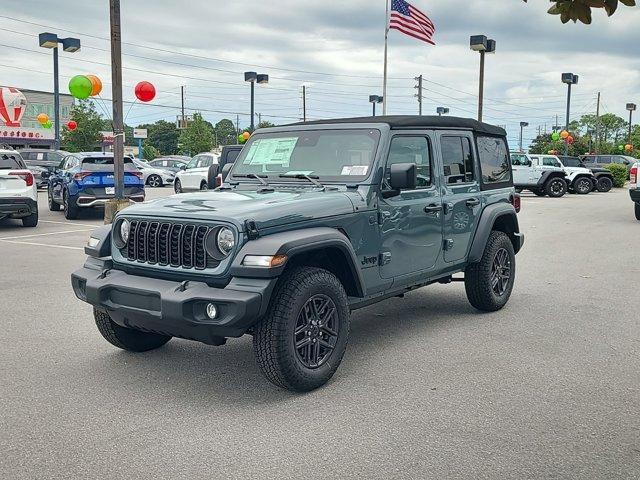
[126, 220, 217, 270]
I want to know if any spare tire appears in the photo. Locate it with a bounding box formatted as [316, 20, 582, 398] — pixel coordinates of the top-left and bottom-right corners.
[207, 164, 220, 189]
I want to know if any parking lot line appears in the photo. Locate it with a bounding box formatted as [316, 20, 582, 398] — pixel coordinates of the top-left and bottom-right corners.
[0, 228, 94, 241]
[0, 239, 84, 251]
[39, 220, 101, 228]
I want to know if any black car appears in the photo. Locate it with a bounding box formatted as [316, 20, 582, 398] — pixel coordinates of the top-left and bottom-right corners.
[558, 155, 614, 192]
[19, 149, 69, 188]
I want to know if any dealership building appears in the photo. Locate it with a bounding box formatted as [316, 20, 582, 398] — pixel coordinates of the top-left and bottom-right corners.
[0, 87, 74, 149]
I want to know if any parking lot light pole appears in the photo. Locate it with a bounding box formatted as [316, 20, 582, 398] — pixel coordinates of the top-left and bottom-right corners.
[627, 103, 637, 143]
[470, 35, 496, 123]
[369, 95, 383, 116]
[38, 32, 81, 150]
[561, 73, 579, 155]
[436, 107, 449, 116]
[519, 122, 529, 152]
[245, 72, 268, 131]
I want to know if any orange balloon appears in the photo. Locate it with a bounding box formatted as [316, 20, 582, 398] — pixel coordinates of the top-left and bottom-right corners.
[625, 144, 633, 151]
[37, 113, 49, 125]
[242, 131, 250, 140]
[86, 75, 102, 96]
[560, 130, 569, 139]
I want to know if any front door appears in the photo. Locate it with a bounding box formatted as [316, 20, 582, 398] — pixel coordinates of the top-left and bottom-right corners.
[438, 133, 482, 263]
[378, 133, 443, 280]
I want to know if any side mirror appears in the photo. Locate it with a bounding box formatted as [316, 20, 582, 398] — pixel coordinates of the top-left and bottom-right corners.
[383, 163, 416, 198]
[524, 160, 532, 167]
[179, 164, 186, 170]
[221, 163, 233, 182]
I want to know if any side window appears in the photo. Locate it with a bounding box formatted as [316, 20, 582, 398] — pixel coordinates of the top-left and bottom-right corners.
[477, 136, 511, 185]
[385, 136, 432, 189]
[598, 156, 612, 164]
[543, 157, 560, 167]
[441, 136, 475, 185]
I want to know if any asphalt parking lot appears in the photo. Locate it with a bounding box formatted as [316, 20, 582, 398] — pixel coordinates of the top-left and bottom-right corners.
[1, 187, 639, 479]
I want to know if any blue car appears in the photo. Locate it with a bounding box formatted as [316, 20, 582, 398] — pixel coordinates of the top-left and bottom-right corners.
[48, 152, 145, 220]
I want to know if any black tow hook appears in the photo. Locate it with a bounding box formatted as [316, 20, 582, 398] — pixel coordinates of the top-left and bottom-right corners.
[98, 269, 111, 279]
[176, 281, 190, 292]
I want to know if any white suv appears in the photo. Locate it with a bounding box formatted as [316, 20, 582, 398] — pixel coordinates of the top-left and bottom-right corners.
[174, 153, 219, 193]
[538, 155, 596, 194]
[511, 152, 568, 197]
[0, 148, 38, 227]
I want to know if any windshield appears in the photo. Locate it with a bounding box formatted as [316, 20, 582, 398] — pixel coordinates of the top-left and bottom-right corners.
[231, 129, 381, 181]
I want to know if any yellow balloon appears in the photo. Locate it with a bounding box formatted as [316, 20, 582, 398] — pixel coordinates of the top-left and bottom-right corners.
[560, 130, 569, 139]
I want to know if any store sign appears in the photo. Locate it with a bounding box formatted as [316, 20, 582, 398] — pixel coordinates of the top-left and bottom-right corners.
[0, 126, 54, 140]
[133, 128, 147, 139]
[100, 131, 125, 145]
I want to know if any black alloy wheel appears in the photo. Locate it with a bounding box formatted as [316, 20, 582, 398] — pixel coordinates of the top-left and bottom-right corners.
[294, 294, 340, 369]
[491, 248, 512, 297]
[574, 177, 592, 194]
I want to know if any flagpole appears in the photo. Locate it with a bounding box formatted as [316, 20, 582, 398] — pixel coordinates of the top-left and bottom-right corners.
[382, 0, 389, 115]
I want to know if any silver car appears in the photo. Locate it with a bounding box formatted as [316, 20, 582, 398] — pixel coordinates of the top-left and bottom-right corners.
[132, 159, 175, 187]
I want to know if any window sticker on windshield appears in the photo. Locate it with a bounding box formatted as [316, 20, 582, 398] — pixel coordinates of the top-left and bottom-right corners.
[244, 137, 297, 166]
[341, 165, 369, 176]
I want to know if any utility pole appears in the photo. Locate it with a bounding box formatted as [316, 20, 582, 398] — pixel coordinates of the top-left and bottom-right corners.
[235, 114, 239, 140]
[302, 85, 307, 122]
[105, 0, 126, 223]
[595, 92, 600, 154]
[415, 75, 423, 115]
[181, 85, 185, 128]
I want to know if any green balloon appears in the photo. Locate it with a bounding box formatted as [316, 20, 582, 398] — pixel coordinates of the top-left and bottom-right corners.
[237, 134, 246, 144]
[69, 75, 92, 99]
[618, 145, 624, 151]
[551, 132, 560, 141]
[43, 120, 52, 129]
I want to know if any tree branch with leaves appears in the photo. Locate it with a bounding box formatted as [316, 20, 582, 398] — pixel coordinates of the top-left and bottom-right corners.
[524, 0, 636, 24]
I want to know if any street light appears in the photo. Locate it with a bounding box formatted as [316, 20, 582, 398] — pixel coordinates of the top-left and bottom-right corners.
[436, 107, 449, 116]
[38, 32, 81, 150]
[244, 71, 268, 132]
[369, 95, 383, 116]
[470, 35, 496, 122]
[627, 103, 637, 143]
[561, 72, 579, 154]
[519, 121, 529, 152]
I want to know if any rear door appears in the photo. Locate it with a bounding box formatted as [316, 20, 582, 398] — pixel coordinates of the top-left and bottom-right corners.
[438, 131, 482, 263]
[181, 155, 202, 189]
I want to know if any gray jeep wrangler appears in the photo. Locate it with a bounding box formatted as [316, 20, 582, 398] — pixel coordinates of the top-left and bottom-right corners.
[71, 116, 524, 392]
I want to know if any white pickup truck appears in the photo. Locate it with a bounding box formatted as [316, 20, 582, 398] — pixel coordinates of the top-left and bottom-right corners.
[630, 161, 639, 221]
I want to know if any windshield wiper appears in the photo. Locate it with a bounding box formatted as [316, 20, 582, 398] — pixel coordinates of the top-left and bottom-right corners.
[233, 173, 270, 186]
[279, 173, 324, 188]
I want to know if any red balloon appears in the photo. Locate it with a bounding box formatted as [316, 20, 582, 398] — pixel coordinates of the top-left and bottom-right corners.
[67, 120, 77, 131]
[134, 81, 156, 102]
[567, 135, 574, 145]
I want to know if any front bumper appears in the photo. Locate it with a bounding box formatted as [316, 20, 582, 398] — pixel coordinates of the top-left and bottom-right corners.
[0, 197, 37, 217]
[630, 189, 640, 203]
[71, 259, 276, 343]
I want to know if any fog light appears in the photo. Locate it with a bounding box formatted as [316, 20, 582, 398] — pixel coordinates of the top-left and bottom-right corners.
[206, 303, 218, 319]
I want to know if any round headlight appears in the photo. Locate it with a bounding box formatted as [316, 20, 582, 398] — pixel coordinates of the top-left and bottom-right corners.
[120, 219, 130, 245]
[216, 227, 235, 256]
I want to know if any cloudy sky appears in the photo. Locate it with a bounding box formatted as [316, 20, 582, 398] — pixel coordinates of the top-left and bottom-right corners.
[1, 0, 639, 147]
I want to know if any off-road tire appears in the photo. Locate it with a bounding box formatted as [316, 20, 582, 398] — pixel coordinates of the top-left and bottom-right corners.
[573, 177, 593, 195]
[545, 177, 567, 197]
[597, 176, 613, 193]
[22, 210, 38, 227]
[63, 190, 79, 220]
[635, 203, 640, 221]
[253, 266, 350, 392]
[94, 308, 171, 352]
[465, 231, 516, 312]
[174, 179, 182, 194]
[48, 187, 61, 211]
[147, 174, 163, 188]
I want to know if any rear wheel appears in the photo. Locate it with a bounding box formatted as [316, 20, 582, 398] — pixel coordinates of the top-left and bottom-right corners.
[94, 309, 171, 352]
[465, 231, 516, 312]
[48, 187, 61, 211]
[253, 266, 350, 392]
[63, 190, 79, 219]
[545, 177, 567, 197]
[174, 179, 182, 194]
[147, 174, 162, 188]
[574, 177, 593, 195]
[22, 209, 38, 227]
[200, 181, 208, 191]
[597, 176, 613, 193]
[635, 203, 640, 221]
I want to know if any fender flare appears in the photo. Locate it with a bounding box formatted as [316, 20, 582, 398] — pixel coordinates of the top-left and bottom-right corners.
[537, 170, 566, 188]
[468, 203, 522, 263]
[230, 227, 366, 297]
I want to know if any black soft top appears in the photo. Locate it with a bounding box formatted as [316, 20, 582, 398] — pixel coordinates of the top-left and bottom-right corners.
[291, 115, 506, 136]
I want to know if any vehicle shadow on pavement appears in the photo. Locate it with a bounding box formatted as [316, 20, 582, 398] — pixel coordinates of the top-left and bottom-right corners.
[83, 287, 479, 404]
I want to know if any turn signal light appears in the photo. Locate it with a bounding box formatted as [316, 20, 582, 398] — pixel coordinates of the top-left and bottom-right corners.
[242, 254, 287, 267]
[510, 193, 521, 213]
[73, 171, 92, 181]
[631, 166, 637, 185]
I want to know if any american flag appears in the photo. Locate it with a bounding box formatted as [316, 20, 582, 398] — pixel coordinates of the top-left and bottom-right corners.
[389, 0, 436, 45]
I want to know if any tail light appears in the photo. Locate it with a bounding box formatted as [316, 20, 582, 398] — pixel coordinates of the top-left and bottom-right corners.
[130, 171, 143, 178]
[73, 171, 92, 181]
[9, 170, 34, 187]
[631, 166, 637, 185]
[510, 193, 521, 213]
[215, 173, 222, 188]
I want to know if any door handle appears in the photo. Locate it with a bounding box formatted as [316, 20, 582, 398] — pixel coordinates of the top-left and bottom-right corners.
[424, 204, 442, 214]
[465, 198, 480, 207]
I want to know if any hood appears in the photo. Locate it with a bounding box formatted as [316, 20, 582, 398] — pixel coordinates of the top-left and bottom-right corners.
[564, 166, 592, 175]
[122, 188, 360, 231]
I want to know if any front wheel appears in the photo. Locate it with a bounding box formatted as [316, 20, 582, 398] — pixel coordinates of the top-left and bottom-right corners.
[94, 309, 171, 352]
[573, 177, 593, 195]
[545, 177, 567, 197]
[48, 187, 61, 211]
[597, 177, 613, 193]
[465, 231, 516, 312]
[147, 174, 163, 188]
[253, 266, 350, 392]
[174, 179, 182, 194]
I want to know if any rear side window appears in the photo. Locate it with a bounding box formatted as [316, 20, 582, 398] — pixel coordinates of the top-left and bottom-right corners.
[477, 136, 511, 186]
[441, 136, 475, 185]
[597, 156, 612, 164]
[0, 154, 25, 169]
[542, 157, 561, 167]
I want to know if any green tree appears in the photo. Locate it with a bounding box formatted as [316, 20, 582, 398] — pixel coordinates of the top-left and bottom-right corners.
[214, 119, 238, 147]
[138, 120, 180, 155]
[258, 120, 276, 129]
[61, 100, 104, 152]
[142, 144, 160, 161]
[524, 0, 636, 24]
[178, 113, 213, 155]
